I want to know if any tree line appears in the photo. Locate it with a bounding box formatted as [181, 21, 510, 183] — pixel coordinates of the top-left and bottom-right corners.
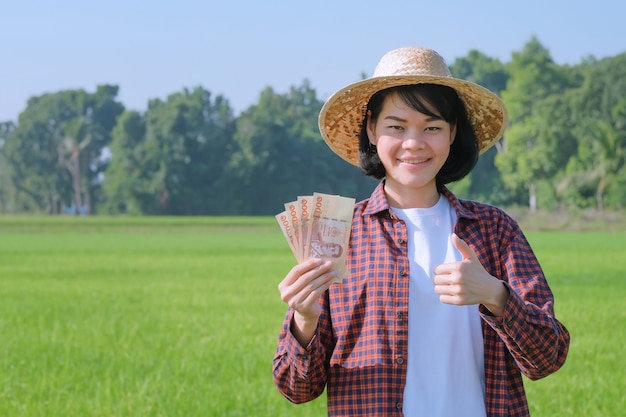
[0, 37, 624, 216]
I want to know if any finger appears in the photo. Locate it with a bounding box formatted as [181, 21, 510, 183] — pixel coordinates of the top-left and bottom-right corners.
[432, 273, 448, 285]
[433, 269, 459, 286]
[434, 282, 452, 297]
[287, 269, 337, 310]
[433, 253, 466, 283]
[433, 262, 454, 276]
[434, 282, 466, 304]
[300, 268, 337, 295]
[279, 259, 333, 297]
[280, 258, 324, 289]
[438, 293, 464, 305]
[300, 271, 336, 304]
[452, 234, 476, 261]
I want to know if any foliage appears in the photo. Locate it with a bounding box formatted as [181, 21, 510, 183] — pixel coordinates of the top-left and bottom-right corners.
[1, 38, 625, 215]
[449, 51, 509, 206]
[496, 37, 577, 210]
[1, 86, 123, 214]
[227, 81, 376, 215]
[558, 54, 626, 211]
[103, 87, 236, 215]
[449, 49, 508, 94]
[0, 122, 17, 212]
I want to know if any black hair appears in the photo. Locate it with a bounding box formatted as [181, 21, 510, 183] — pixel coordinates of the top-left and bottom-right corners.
[357, 84, 478, 184]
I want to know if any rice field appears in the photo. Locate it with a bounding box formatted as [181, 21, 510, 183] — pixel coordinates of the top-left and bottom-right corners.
[0, 216, 624, 416]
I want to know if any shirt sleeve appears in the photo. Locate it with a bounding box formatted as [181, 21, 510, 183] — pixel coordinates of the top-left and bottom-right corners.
[272, 305, 330, 403]
[480, 229, 570, 381]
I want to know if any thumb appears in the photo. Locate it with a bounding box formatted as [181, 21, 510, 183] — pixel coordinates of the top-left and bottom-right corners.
[452, 234, 476, 261]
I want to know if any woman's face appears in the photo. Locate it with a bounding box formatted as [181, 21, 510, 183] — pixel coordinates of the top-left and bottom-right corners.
[367, 92, 456, 208]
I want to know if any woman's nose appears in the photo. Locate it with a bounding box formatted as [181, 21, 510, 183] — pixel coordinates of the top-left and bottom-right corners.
[402, 132, 425, 149]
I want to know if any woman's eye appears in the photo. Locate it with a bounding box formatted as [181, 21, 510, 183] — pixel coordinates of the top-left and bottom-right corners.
[425, 126, 441, 132]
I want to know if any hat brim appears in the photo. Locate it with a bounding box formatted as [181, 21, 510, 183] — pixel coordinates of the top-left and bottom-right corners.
[318, 75, 509, 166]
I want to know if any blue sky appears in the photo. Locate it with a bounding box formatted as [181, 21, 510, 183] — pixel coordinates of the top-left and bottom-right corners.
[2, 0, 625, 123]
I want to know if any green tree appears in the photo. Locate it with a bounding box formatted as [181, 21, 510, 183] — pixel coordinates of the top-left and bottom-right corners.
[558, 53, 626, 210]
[496, 37, 572, 211]
[58, 117, 92, 214]
[559, 112, 626, 212]
[228, 81, 376, 215]
[2, 86, 123, 214]
[101, 111, 148, 214]
[449, 49, 508, 95]
[571, 53, 626, 123]
[0, 122, 17, 213]
[228, 83, 323, 214]
[103, 87, 236, 215]
[449, 50, 509, 204]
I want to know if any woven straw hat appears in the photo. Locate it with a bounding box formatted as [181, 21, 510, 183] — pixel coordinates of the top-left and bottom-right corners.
[318, 46, 508, 166]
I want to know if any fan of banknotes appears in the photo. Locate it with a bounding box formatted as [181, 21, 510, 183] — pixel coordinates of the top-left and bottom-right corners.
[276, 193, 355, 282]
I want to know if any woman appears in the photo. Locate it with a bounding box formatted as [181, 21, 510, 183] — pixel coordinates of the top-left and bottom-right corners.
[273, 46, 569, 417]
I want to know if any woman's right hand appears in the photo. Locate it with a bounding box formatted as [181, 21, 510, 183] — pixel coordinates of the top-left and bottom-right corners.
[278, 258, 337, 346]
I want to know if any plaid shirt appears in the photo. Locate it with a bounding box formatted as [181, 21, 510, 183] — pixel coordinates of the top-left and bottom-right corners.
[273, 182, 570, 416]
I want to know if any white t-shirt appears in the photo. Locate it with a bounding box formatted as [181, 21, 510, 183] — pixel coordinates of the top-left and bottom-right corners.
[392, 195, 486, 417]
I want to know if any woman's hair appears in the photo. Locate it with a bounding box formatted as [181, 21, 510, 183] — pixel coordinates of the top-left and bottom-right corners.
[358, 84, 478, 184]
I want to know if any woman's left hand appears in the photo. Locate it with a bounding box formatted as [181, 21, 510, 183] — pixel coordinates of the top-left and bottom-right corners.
[433, 234, 509, 316]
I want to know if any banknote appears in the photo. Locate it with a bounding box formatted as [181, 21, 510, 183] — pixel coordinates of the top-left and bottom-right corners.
[276, 192, 355, 283]
[305, 193, 355, 282]
[297, 195, 313, 261]
[284, 200, 301, 259]
[275, 210, 299, 260]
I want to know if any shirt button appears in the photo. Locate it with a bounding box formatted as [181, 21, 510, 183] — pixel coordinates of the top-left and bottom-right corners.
[397, 238, 406, 244]
[396, 357, 404, 365]
[396, 402, 402, 409]
[399, 269, 406, 277]
[396, 312, 403, 320]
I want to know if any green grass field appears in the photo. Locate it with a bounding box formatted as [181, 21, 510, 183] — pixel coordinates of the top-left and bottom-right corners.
[0, 216, 624, 416]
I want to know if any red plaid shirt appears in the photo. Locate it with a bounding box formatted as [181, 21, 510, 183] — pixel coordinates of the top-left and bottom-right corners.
[273, 183, 570, 416]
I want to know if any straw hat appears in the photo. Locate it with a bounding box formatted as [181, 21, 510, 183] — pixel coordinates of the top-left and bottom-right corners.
[318, 46, 508, 166]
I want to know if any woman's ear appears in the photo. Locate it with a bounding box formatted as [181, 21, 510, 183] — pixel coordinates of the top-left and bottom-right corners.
[366, 110, 377, 145]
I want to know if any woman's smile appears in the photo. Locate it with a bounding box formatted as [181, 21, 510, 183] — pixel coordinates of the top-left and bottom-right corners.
[367, 93, 455, 207]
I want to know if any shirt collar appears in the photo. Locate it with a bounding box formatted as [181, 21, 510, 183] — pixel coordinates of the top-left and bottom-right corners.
[363, 182, 390, 216]
[440, 185, 478, 221]
[363, 181, 478, 221]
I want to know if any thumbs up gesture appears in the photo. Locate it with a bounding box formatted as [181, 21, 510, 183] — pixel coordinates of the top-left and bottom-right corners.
[433, 234, 509, 316]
